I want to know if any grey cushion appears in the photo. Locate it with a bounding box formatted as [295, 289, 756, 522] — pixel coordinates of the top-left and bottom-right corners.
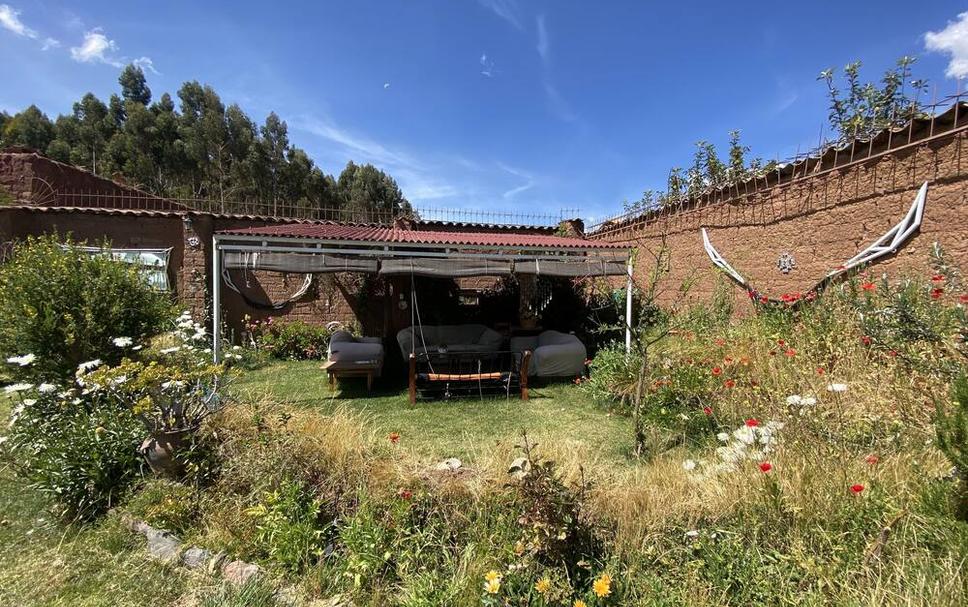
[511, 330, 586, 377]
[328, 331, 384, 370]
[396, 324, 503, 357]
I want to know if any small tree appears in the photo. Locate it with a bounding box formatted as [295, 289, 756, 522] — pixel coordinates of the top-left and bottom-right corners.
[0, 236, 173, 381]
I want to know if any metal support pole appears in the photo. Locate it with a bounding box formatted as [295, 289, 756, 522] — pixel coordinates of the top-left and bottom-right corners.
[212, 236, 222, 363]
[625, 252, 633, 354]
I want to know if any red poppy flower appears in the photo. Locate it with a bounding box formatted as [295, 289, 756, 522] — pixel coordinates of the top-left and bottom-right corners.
[850, 484, 865, 494]
[759, 296, 769, 304]
[931, 274, 945, 282]
[816, 367, 825, 375]
[784, 348, 797, 357]
[865, 454, 879, 465]
[759, 462, 772, 473]
[861, 282, 876, 291]
[702, 406, 713, 416]
[777, 339, 786, 346]
[747, 290, 756, 299]
[931, 288, 944, 299]
[397, 487, 413, 500]
[860, 335, 872, 346]
[712, 366, 723, 376]
[724, 379, 735, 389]
[961, 294, 968, 304]
[887, 350, 898, 357]
[388, 432, 401, 444]
[745, 418, 760, 428]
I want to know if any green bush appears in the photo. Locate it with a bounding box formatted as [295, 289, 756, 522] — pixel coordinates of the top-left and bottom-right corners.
[244, 480, 330, 573]
[124, 478, 200, 535]
[3, 385, 145, 520]
[0, 235, 173, 381]
[246, 317, 332, 360]
[937, 373, 968, 519]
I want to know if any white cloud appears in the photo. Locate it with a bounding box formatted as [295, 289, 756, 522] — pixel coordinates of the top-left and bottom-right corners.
[480, 52, 495, 77]
[536, 14, 549, 65]
[40, 36, 59, 50]
[71, 28, 122, 66]
[925, 11, 968, 79]
[383, 82, 391, 89]
[295, 115, 459, 203]
[0, 4, 37, 38]
[498, 162, 535, 199]
[132, 56, 159, 74]
[476, 0, 522, 30]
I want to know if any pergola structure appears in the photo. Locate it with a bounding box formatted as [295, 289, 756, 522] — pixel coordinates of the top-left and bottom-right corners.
[211, 222, 633, 362]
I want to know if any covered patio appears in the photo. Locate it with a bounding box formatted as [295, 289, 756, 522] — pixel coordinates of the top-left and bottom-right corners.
[211, 221, 632, 398]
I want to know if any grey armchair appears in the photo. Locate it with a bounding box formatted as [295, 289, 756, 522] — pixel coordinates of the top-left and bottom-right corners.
[510, 330, 586, 377]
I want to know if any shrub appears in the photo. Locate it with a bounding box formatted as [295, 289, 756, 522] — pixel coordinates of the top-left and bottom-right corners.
[937, 373, 968, 519]
[244, 480, 330, 573]
[0, 235, 173, 381]
[246, 317, 332, 360]
[3, 385, 145, 520]
[124, 478, 199, 535]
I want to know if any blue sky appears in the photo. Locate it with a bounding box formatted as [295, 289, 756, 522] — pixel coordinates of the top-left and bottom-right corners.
[1, 1, 967, 223]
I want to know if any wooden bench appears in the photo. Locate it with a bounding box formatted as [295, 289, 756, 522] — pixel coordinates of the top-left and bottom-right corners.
[321, 359, 381, 392]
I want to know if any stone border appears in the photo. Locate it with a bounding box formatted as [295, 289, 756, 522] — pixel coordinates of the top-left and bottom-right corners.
[121, 515, 298, 605]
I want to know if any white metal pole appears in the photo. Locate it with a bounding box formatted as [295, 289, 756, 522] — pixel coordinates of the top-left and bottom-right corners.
[625, 252, 633, 354]
[212, 235, 222, 363]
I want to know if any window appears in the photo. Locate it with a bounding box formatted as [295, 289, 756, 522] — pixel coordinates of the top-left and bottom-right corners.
[76, 246, 173, 291]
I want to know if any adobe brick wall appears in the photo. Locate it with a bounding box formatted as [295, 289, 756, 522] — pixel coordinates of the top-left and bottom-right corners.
[592, 130, 968, 312]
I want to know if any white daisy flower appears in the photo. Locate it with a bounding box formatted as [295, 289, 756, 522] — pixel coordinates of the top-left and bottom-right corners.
[37, 383, 57, 393]
[716, 432, 730, 442]
[6, 354, 36, 366]
[76, 359, 102, 373]
[786, 394, 803, 406]
[826, 383, 848, 393]
[682, 459, 697, 471]
[112, 337, 133, 347]
[160, 347, 181, 354]
[4, 383, 33, 394]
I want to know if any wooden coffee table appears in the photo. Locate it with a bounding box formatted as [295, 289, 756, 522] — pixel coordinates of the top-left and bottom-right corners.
[321, 359, 381, 392]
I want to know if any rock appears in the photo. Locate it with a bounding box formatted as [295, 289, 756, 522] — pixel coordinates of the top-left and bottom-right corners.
[181, 546, 213, 569]
[434, 457, 462, 472]
[272, 586, 299, 606]
[222, 560, 262, 585]
[145, 527, 181, 562]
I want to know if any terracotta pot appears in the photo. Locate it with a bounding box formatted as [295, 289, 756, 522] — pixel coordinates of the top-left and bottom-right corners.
[140, 427, 194, 477]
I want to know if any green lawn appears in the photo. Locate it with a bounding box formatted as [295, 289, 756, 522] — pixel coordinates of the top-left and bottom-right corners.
[231, 360, 635, 464]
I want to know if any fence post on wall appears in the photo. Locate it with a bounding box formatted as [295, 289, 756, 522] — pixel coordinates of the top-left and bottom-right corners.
[212, 236, 222, 363]
[625, 251, 633, 354]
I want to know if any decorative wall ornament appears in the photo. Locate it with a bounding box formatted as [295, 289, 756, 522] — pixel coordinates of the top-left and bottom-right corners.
[186, 236, 201, 249]
[701, 181, 928, 303]
[776, 251, 796, 274]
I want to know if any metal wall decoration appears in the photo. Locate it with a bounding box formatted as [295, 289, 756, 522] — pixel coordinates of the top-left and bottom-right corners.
[700, 181, 928, 303]
[776, 252, 796, 274]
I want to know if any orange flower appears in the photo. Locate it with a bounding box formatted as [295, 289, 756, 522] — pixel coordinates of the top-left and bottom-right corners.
[724, 379, 735, 389]
[861, 282, 876, 291]
[816, 367, 825, 375]
[784, 348, 797, 357]
[931, 287, 944, 299]
[388, 432, 400, 444]
[711, 366, 723, 376]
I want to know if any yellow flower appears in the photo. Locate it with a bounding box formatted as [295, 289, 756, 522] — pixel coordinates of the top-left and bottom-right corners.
[483, 578, 501, 595]
[484, 570, 501, 582]
[573, 601, 587, 607]
[593, 573, 612, 598]
[534, 578, 551, 594]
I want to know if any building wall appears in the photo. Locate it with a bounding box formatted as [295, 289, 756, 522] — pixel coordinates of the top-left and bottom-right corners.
[592, 129, 968, 312]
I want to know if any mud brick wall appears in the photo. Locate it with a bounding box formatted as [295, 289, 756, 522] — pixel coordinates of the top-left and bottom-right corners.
[592, 130, 968, 312]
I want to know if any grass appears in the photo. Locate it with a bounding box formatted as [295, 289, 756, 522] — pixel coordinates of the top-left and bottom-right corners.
[231, 360, 634, 464]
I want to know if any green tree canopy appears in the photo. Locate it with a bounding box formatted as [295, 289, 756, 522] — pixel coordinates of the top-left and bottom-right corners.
[0, 64, 411, 221]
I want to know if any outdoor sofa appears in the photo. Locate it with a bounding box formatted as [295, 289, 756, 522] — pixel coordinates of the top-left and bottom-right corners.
[510, 330, 586, 377]
[396, 324, 504, 358]
[326, 330, 385, 372]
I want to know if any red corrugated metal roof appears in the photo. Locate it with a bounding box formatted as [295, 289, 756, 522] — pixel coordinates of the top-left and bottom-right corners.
[217, 222, 625, 249]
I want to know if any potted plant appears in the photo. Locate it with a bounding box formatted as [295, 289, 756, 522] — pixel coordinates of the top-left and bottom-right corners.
[88, 359, 227, 476]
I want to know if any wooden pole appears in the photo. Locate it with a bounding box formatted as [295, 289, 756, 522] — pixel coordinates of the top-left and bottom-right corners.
[408, 353, 416, 404]
[520, 350, 532, 401]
